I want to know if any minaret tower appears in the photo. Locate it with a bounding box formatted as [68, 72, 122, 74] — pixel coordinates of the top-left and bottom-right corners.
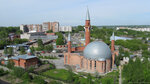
[111, 32, 115, 52]
[68, 33, 71, 53]
[111, 32, 115, 67]
[84, 7, 91, 46]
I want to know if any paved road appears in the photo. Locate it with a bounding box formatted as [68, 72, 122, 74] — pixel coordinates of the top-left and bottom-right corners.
[119, 66, 122, 84]
[41, 57, 66, 69]
[0, 65, 10, 71]
[0, 80, 10, 84]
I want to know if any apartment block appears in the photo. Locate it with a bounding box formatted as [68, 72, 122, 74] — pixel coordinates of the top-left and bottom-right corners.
[42, 22, 59, 32]
[20, 24, 42, 33]
[59, 26, 72, 32]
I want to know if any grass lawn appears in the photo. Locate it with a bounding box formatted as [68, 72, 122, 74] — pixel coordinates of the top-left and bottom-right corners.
[100, 70, 119, 84]
[42, 69, 70, 81]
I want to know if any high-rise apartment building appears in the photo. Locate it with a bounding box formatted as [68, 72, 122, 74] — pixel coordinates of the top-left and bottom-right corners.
[20, 24, 42, 33]
[42, 22, 59, 32]
[59, 26, 72, 32]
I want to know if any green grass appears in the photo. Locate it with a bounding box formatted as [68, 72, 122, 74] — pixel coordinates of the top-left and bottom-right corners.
[39, 56, 58, 59]
[100, 70, 119, 84]
[42, 69, 69, 81]
[42, 69, 119, 84]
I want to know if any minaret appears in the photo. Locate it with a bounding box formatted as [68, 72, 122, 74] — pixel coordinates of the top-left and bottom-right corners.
[111, 32, 115, 68]
[27, 49, 32, 56]
[84, 7, 91, 46]
[68, 33, 71, 53]
[111, 32, 115, 52]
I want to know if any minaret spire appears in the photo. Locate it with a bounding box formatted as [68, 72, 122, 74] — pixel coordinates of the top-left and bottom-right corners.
[111, 32, 115, 41]
[68, 32, 71, 41]
[85, 7, 91, 46]
[68, 32, 71, 53]
[86, 7, 90, 20]
[111, 32, 115, 68]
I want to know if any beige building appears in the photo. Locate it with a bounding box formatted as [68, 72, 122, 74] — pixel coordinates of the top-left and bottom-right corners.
[42, 22, 59, 32]
[20, 24, 42, 33]
[59, 26, 72, 32]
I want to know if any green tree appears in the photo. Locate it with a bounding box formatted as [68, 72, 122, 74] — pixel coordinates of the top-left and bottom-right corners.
[6, 61, 14, 69]
[4, 48, 8, 54]
[56, 38, 64, 45]
[32, 76, 46, 84]
[30, 46, 35, 55]
[20, 46, 25, 54]
[46, 30, 53, 33]
[11, 67, 25, 78]
[37, 39, 43, 47]
[87, 74, 93, 84]
[8, 47, 13, 55]
[67, 68, 74, 82]
[21, 72, 31, 82]
[45, 45, 53, 52]
[0, 69, 8, 76]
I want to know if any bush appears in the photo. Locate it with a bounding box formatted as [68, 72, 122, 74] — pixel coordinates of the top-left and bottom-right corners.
[0, 68, 8, 76]
[21, 72, 31, 82]
[11, 67, 25, 78]
[49, 80, 62, 84]
[32, 76, 47, 84]
[6, 60, 14, 69]
[49, 63, 55, 69]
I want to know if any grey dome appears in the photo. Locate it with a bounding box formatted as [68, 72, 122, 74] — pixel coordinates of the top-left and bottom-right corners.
[83, 41, 111, 61]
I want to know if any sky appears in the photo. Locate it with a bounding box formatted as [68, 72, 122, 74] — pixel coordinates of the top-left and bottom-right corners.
[0, 0, 150, 26]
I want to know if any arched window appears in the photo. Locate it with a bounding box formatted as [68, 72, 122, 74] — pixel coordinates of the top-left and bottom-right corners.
[87, 60, 88, 69]
[65, 56, 67, 64]
[90, 60, 92, 69]
[102, 63, 103, 71]
[81, 59, 83, 68]
[94, 61, 96, 69]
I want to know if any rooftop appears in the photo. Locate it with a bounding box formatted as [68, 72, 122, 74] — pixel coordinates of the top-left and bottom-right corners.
[11, 54, 37, 60]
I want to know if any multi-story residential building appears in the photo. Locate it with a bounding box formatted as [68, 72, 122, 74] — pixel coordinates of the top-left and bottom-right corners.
[20, 22, 59, 33]
[42, 22, 59, 32]
[116, 27, 150, 32]
[20, 24, 42, 33]
[59, 26, 72, 32]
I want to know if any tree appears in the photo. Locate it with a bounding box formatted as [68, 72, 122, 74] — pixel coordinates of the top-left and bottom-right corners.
[13, 38, 28, 44]
[21, 72, 31, 82]
[37, 39, 44, 51]
[0, 69, 8, 76]
[32, 76, 46, 84]
[6, 60, 14, 69]
[67, 68, 74, 82]
[87, 74, 93, 84]
[11, 67, 25, 78]
[30, 46, 35, 55]
[20, 46, 25, 54]
[56, 38, 64, 45]
[45, 45, 53, 52]
[46, 30, 53, 33]
[37, 39, 43, 48]
[4, 48, 8, 54]
[8, 47, 13, 55]
[122, 58, 150, 83]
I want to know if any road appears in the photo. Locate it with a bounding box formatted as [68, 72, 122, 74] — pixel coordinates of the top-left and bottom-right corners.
[41, 57, 66, 69]
[119, 66, 122, 84]
[0, 65, 10, 71]
[0, 80, 10, 84]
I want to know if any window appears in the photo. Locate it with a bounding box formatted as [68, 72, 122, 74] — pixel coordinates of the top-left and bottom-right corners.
[90, 61, 92, 69]
[87, 60, 88, 69]
[102, 63, 103, 71]
[81, 59, 83, 68]
[94, 61, 96, 69]
[65, 56, 67, 64]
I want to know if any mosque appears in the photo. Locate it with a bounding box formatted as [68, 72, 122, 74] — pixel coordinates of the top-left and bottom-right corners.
[64, 8, 118, 74]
